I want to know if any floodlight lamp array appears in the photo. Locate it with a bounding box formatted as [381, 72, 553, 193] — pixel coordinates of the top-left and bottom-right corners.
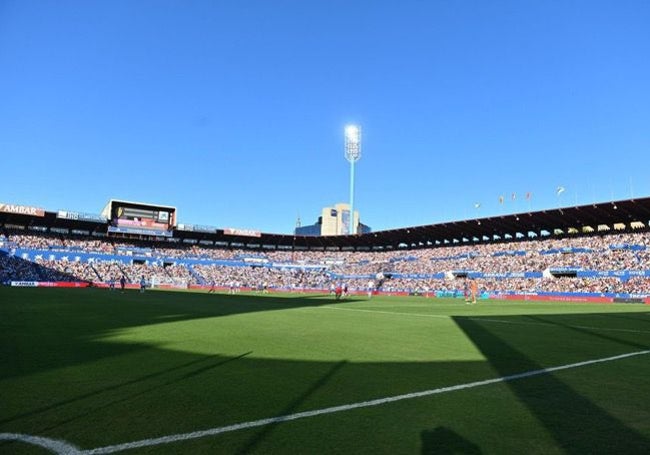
[344, 124, 361, 162]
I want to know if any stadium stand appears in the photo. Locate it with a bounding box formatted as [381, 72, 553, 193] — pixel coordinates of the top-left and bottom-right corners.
[1, 198, 650, 301]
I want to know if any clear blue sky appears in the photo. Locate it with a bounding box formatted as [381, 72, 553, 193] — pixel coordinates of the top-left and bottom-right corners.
[1, 1, 649, 234]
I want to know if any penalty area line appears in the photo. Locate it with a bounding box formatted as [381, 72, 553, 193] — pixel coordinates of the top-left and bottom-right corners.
[81, 349, 650, 454]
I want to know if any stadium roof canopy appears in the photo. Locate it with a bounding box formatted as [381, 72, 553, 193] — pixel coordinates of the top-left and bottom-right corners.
[2, 197, 650, 251]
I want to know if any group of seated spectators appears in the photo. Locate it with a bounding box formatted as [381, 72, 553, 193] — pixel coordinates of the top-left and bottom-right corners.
[1, 229, 649, 295]
[193, 264, 331, 290]
[0, 254, 42, 282]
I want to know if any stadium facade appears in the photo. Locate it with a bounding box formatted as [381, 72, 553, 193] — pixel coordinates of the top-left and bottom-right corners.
[1, 197, 649, 251]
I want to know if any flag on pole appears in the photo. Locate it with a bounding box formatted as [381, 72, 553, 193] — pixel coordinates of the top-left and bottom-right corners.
[511, 193, 516, 201]
[499, 196, 504, 204]
[525, 192, 531, 200]
[474, 203, 481, 209]
[556, 186, 566, 195]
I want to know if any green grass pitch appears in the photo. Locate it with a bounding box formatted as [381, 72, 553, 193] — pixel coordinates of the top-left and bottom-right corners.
[1, 287, 650, 454]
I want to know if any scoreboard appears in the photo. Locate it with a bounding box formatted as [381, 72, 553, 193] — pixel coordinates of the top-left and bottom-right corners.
[101, 200, 176, 237]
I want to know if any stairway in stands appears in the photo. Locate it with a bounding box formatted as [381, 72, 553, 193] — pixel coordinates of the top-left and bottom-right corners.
[186, 264, 206, 285]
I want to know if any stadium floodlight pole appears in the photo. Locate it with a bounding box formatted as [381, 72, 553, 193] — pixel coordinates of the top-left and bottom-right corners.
[344, 124, 361, 235]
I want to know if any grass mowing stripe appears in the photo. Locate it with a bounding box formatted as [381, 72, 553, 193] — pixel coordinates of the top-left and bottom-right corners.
[81, 350, 650, 455]
[322, 306, 650, 334]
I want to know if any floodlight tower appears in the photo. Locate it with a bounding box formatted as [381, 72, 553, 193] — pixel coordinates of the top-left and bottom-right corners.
[344, 124, 361, 235]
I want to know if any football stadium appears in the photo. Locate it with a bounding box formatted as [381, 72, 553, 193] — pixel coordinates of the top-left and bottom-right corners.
[3, 2, 650, 454]
[1, 197, 650, 453]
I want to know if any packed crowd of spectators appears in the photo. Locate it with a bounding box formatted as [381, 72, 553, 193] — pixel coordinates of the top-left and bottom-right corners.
[0, 255, 43, 282]
[193, 264, 331, 290]
[33, 258, 98, 282]
[1, 229, 649, 294]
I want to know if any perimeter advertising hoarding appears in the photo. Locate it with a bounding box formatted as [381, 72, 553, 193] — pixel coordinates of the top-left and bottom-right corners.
[57, 210, 107, 223]
[192, 225, 217, 234]
[612, 297, 645, 304]
[116, 217, 169, 231]
[224, 228, 262, 237]
[177, 224, 216, 233]
[107, 226, 173, 237]
[0, 203, 45, 217]
[9, 281, 39, 287]
[7, 281, 90, 288]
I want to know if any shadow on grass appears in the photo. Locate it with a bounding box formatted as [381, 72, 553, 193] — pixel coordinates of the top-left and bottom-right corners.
[421, 426, 481, 454]
[454, 316, 650, 454]
[0, 353, 226, 426]
[22, 352, 253, 434]
[524, 315, 650, 350]
[592, 312, 650, 326]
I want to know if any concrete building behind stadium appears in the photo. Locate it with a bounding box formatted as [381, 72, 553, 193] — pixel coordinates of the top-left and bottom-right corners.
[295, 203, 372, 236]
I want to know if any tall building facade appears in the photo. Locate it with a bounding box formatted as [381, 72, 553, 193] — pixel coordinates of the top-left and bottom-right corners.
[295, 203, 371, 236]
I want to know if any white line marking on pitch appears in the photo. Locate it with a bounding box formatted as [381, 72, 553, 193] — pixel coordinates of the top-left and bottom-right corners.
[320, 306, 452, 319]
[0, 433, 81, 454]
[78, 350, 649, 454]
[320, 306, 650, 334]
